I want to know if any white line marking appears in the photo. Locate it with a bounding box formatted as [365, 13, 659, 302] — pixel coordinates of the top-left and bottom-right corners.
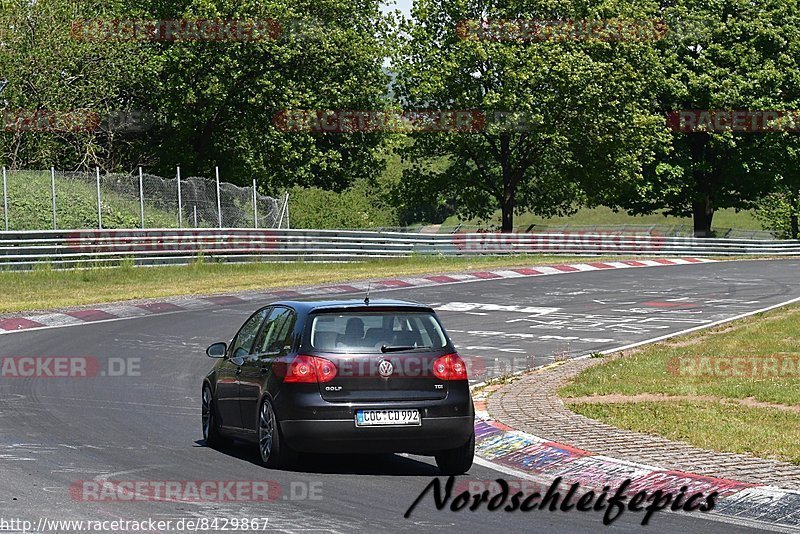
[592, 294, 800, 358]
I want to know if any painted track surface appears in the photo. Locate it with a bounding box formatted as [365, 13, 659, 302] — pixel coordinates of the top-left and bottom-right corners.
[1, 259, 799, 533]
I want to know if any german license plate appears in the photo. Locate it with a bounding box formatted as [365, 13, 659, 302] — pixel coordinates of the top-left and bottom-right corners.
[355, 409, 421, 427]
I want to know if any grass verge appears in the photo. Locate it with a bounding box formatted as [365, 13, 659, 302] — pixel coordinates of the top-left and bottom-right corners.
[571, 401, 800, 464]
[2, 255, 610, 314]
[560, 305, 800, 464]
[5, 170, 175, 230]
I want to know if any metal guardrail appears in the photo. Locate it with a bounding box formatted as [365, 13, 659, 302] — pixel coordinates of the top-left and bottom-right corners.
[1, 228, 799, 269]
[433, 223, 778, 240]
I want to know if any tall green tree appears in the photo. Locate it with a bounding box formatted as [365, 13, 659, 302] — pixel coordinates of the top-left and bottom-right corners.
[0, 0, 159, 170]
[391, 0, 667, 232]
[145, 0, 393, 192]
[0, 0, 393, 193]
[615, 0, 800, 236]
[752, 0, 800, 239]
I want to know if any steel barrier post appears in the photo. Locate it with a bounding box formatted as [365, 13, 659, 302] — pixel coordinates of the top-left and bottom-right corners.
[253, 179, 258, 229]
[51, 167, 57, 230]
[177, 166, 183, 228]
[216, 166, 222, 228]
[138, 167, 145, 229]
[2, 166, 7, 231]
[96, 167, 102, 229]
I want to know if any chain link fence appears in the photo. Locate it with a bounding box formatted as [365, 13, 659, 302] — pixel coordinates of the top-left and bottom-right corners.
[0, 167, 289, 231]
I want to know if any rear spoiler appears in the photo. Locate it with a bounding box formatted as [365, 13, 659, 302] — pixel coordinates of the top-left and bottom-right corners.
[308, 305, 436, 315]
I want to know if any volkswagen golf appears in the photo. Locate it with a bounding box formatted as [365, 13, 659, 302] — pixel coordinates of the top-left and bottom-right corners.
[201, 299, 475, 474]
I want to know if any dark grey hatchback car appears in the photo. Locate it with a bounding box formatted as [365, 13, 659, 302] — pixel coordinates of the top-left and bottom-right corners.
[202, 299, 475, 474]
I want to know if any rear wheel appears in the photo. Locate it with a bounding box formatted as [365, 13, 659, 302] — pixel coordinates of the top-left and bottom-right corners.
[258, 398, 294, 468]
[202, 386, 225, 449]
[435, 431, 475, 475]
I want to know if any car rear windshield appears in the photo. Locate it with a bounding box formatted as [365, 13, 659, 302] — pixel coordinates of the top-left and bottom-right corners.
[308, 311, 448, 353]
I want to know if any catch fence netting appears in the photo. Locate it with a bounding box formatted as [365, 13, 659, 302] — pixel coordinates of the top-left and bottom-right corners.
[0, 168, 287, 230]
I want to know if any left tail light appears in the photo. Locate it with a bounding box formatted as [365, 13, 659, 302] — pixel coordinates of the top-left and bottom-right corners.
[432, 353, 468, 381]
[282, 355, 337, 383]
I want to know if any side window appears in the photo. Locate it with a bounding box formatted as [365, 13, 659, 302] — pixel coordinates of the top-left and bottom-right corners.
[231, 308, 271, 358]
[255, 307, 296, 355]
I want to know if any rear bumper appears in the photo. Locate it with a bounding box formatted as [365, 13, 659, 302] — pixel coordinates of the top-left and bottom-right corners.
[271, 381, 474, 454]
[280, 415, 475, 454]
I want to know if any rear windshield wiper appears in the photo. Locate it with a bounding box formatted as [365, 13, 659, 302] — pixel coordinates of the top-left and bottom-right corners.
[381, 345, 427, 353]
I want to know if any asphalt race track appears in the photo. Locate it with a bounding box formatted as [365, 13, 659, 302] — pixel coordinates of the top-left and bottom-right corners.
[2, 259, 800, 533]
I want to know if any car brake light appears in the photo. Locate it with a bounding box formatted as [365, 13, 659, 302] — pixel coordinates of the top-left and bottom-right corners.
[432, 353, 468, 381]
[283, 355, 337, 383]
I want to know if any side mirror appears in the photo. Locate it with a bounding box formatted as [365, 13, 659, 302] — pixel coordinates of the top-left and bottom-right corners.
[206, 342, 227, 359]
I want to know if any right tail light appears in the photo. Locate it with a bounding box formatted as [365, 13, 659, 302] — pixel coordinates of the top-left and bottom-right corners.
[432, 353, 468, 381]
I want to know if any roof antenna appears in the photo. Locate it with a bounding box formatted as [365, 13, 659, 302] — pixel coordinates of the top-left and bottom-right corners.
[364, 283, 371, 305]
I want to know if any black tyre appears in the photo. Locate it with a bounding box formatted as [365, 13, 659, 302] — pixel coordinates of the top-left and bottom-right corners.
[435, 431, 475, 475]
[258, 397, 294, 468]
[202, 385, 226, 449]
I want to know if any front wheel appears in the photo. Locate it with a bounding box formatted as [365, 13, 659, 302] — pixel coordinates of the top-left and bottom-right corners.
[258, 398, 294, 468]
[435, 431, 475, 475]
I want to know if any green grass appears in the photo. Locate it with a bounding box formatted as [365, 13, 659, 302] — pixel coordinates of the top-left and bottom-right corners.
[443, 206, 763, 231]
[5, 170, 176, 230]
[560, 305, 800, 463]
[572, 402, 800, 464]
[560, 307, 800, 405]
[0, 255, 614, 313]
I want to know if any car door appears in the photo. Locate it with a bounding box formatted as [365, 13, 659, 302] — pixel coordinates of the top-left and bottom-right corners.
[215, 307, 271, 431]
[239, 306, 297, 433]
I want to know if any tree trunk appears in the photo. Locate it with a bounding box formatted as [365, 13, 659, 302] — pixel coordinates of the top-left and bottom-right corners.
[692, 197, 714, 237]
[501, 191, 514, 233]
[688, 133, 715, 238]
[499, 135, 515, 233]
[792, 187, 800, 240]
[500, 164, 517, 233]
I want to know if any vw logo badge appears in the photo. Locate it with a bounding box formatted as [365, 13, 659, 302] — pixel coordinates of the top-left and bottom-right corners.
[378, 359, 394, 378]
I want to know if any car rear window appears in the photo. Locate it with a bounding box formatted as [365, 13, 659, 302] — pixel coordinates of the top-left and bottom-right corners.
[308, 311, 448, 353]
